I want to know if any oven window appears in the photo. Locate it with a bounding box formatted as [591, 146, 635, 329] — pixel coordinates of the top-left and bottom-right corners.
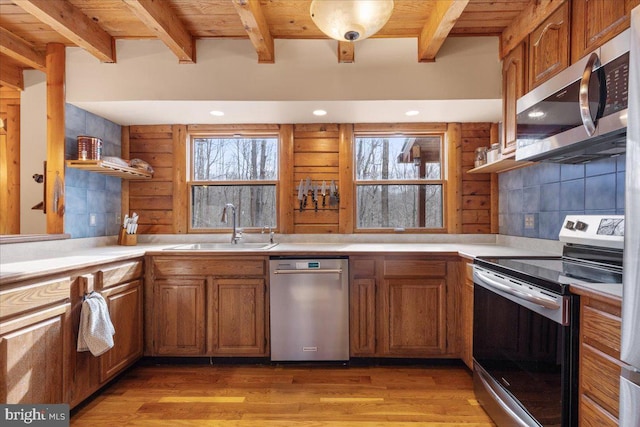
[474, 285, 567, 426]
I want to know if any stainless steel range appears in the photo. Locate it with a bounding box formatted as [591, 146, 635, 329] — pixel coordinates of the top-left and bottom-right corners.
[473, 215, 624, 427]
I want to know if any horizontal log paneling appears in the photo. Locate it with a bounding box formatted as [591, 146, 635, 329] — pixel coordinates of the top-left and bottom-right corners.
[460, 123, 492, 234]
[129, 196, 173, 211]
[127, 125, 178, 234]
[293, 124, 341, 233]
[293, 209, 339, 225]
[124, 122, 496, 236]
[293, 152, 339, 167]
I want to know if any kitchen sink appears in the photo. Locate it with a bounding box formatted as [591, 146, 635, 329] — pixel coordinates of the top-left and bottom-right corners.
[165, 242, 278, 251]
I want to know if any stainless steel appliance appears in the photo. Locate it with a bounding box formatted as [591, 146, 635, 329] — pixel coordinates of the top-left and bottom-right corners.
[473, 215, 624, 427]
[620, 6, 640, 427]
[269, 257, 349, 361]
[515, 29, 630, 163]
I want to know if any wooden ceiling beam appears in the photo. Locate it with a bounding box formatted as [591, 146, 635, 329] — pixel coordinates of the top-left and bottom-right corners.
[418, 0, 469, 62]
[123, 0, 195, 64]
[500, 0, 563, 59]
[0, 60, 24, 90]
[232, 0, 275, 64]
[13, 0, 115, 63]
[338, 42, 354, 63]
[0, 27, 46, 72]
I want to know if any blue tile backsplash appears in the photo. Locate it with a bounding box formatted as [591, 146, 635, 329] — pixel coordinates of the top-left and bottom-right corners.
[64, 104, 121, 238]
[499, 156, 625, 240]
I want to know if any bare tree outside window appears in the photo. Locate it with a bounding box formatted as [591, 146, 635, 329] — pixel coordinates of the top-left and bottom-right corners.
[190, 136, 278, 230]
[355, 136, 445, 230]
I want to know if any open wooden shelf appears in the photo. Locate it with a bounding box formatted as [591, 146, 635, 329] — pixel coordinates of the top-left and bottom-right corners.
[467, 157, 533, 174]
[66, 160, 152, 179]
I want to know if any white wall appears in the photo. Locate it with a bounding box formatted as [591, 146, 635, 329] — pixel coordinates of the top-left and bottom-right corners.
[65, 36, 501, 103]
[20, 71, 47, 234]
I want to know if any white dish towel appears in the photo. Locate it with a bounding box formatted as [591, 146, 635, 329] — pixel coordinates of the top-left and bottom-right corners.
[77, 292, 115, 356]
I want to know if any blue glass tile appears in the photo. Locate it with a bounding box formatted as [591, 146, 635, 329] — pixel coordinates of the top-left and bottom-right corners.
[64, 186, 87, 214]
[585, 174, 616, 211]
[85, 112, 107, 140]
[617, 172, 625, 212]
[540, 182, 560, 212]
[534, 163, 560, 184]
[560, 180, 584, 211]
[617, 154, 626, 172]
[508, 189, 523, 213]
[87, 190, 107, 212]
[539, 211, 563, 240]
[507, 213, 524, 236]
[585, 157, 616, 176]
[560, 164, 584, 181]
[523, 186, 540, 213]
[87, 172, 106, 191]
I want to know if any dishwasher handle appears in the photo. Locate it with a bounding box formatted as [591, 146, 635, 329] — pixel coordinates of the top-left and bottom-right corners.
[273, 269, 343, 275]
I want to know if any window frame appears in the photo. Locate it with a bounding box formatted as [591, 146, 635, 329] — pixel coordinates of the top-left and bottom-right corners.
[352, 131, 448, 233]
[187, 131, 280, 234]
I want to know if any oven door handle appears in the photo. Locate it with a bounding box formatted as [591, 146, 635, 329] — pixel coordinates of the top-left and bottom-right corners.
[475, 270, 561, 310]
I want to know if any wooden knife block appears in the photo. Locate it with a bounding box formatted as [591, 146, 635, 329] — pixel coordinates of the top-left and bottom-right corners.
[118, 228, 137, 246]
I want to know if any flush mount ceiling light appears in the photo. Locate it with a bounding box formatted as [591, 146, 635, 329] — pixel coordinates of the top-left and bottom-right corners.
[313, 109, 328, 116]
[210, 110, 225, 116]
[310, 0, 394, 42]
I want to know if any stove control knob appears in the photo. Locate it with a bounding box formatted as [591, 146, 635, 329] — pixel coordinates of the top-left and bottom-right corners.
[565, 220, 575, 230]
[575, 221, 588, 231]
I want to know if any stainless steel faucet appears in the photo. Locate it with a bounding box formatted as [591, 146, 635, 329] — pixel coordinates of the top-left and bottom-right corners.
[221, 203, 242, 244]
[262, 225, 275, 244]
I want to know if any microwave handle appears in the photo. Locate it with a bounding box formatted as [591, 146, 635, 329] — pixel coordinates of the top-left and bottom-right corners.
[579, 52, 601, 136]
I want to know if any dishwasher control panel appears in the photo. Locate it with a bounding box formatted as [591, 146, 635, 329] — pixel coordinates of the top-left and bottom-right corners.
[296, 261, 320, 269]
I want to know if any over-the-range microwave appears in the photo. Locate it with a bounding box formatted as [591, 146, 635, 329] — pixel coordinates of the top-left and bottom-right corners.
[516, 29, 630, 164]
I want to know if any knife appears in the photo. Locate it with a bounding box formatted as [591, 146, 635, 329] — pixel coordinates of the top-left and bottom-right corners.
[329, 180, 336, 207]
[314, 183, 319, 212]
[298, 179, 304, 212]
[321, 181, 327, 207]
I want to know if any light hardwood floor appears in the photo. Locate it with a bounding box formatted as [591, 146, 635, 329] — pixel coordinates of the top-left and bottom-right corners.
[71, 363, 495, 426]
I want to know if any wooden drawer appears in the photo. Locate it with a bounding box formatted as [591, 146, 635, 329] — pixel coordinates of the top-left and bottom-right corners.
[351, 258, 376, 277]
[383, 260, 446, 277]
[153, 257, 266, 277]
[581, 344, 622, 416]
[0, 277, 71, 319]
[582, 304, 621, 358]
[99, 260, 143, 289]
[580, 394, 618, 427]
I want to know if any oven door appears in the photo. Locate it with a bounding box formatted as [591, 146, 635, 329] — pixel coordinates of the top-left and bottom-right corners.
[472, 265, 577, 427]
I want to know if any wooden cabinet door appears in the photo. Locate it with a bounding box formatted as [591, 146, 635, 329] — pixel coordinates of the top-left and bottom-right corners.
[350, 278, 376, 356]
[0, 303, 70, 403]
[153, 278, 205, 355]
[379, 278, 447, 356]
[209, 278, 266, 355]
[502, 42, 527, 156]
[529, 2, 570, 89]
[571, 0, 638, 63]
[100, 280, 143, 382]
[460, 262, 474, 370]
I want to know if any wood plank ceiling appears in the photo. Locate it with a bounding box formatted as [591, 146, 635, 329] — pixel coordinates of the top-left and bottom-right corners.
[0, 0, 533, 90]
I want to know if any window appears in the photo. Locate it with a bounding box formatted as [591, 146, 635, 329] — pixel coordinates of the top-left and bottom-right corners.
[354, 134, 445, 230]
[189, 135, 278, 231]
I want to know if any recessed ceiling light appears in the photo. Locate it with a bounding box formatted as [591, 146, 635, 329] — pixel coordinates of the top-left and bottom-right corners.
[405, 110, 419, 116]
[210, 110, 225, 116]
[528, 110, 545, 118]
[313, 109, 327, 116]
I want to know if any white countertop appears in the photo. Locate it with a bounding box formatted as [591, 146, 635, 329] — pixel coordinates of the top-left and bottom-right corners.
[0, 240, 556, 285]
[570, 282, 623, 299]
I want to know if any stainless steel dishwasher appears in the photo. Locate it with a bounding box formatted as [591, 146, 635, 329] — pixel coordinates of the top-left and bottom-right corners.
[269, 257, 349, 361]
